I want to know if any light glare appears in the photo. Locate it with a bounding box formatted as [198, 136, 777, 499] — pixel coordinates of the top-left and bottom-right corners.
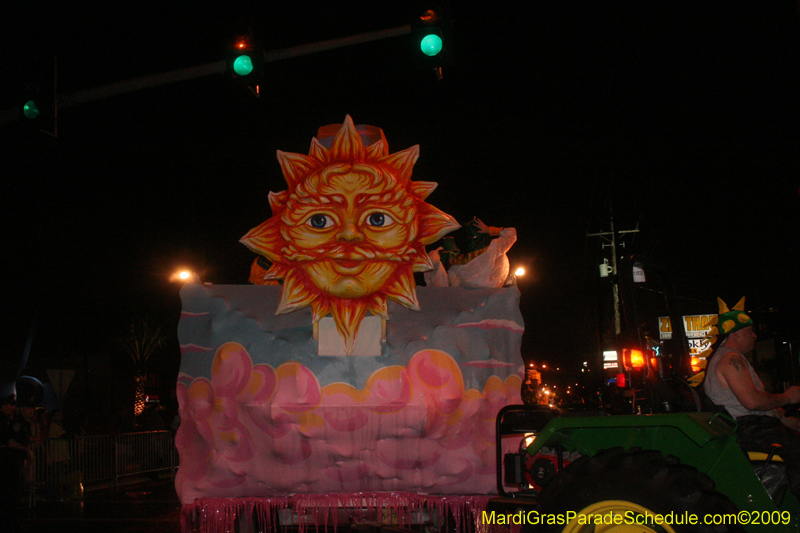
[23, 100, 40, 119]
[420, 34, 443, 57]
[233, 54, 254, 76]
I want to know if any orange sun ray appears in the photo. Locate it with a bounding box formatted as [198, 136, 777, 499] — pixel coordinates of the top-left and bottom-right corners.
[241, 116, 459, 354]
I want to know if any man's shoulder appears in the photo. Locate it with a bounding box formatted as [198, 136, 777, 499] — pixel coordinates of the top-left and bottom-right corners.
[715, 349, 749, 375]
[715, 348, 745, 363]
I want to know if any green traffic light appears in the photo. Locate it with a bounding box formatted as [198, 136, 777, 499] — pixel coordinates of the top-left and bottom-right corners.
[420, 34, 443, 57]
[232, 54, 254, 76]
[23, 100, 40, 119]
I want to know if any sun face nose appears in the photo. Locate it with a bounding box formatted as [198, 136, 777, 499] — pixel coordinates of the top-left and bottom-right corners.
[336, 221, 364, 243]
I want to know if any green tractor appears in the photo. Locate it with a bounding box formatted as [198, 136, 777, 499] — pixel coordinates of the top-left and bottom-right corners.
[488, 256, 800, 532]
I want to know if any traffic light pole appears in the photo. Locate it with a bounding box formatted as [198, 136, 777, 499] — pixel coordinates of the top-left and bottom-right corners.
[1, 25, 412, 126]
[264, 25, 410, 63]
[52, 56, 58, 137]
[46, 55, 58, 138]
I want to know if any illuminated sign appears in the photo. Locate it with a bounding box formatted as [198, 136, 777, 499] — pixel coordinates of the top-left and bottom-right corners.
[603, 350, 618, 369]
[659, 314, 716, 355]
[632, 265, 646, 283]
[687, 338, 712, 356]
[682, 314, 717, 339]
[658, 317, 672, 339]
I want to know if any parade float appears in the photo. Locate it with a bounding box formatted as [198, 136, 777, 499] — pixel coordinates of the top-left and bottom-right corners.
[175, 117, 523, 531]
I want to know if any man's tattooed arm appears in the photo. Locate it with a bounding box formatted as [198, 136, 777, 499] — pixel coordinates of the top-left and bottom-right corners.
[727, 354, 744, 372]
[722, 352, 800, 410]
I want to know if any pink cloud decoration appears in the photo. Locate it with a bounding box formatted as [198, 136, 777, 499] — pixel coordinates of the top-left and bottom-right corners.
[175, 343, 522, 502]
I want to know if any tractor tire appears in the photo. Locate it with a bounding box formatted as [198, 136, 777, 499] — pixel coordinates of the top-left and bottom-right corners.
[532, 448, 743, 533]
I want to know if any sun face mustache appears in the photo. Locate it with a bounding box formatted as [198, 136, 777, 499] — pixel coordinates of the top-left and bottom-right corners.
[329, 244, 376, 260]
[283, 243, 413, 263]
[329, 245, 410, 262]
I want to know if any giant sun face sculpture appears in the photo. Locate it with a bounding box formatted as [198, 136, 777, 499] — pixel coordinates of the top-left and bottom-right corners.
[240, 116, 460, 354]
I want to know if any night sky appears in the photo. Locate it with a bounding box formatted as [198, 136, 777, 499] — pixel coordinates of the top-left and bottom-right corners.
[3, 1, 800, 388]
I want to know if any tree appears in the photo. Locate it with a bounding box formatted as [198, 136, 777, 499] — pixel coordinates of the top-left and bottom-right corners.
[121, 319, 167, 417]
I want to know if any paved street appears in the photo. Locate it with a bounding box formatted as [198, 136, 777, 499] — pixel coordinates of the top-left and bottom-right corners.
[17, 478, 475, 532]
[20, 478, 181, 533]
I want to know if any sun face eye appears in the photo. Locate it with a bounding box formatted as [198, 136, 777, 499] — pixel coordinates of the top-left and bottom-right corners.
[366, 212, 394, 228]
[307, 214, 335, 229]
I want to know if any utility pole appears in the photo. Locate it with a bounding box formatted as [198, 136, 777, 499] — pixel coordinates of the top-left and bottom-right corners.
[52, 56, 58, 138]
[587, 202, 639, 335]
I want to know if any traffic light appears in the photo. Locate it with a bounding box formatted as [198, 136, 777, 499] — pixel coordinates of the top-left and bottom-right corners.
[227, 35, 263, 95]
[20, 83, 41, 121]
[17, 80, 56, 136]
[22, 99, 40, 120]
[412, 4, 452, 78]
[418, 10, 443, 57]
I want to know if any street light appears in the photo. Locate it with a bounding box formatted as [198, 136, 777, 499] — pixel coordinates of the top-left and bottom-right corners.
[504, 265, 527, 286]
[170, 269, 200, 284]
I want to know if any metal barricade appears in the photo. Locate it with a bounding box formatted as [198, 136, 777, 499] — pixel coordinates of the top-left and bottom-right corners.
[115, 431, 179, 487]
[26, 431, 178, 503]
[28, 435, 113, 502]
